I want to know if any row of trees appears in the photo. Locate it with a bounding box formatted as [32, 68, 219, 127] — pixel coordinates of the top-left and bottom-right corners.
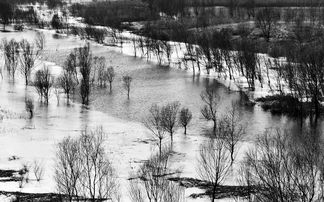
[144, 102, 192, 153]
[55, 127, 118, 201]
[31, 44, 131, 106]
[1, 32, 45, 85]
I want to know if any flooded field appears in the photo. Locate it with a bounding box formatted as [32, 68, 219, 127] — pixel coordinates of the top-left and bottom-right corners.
[0, 28, 323, 201]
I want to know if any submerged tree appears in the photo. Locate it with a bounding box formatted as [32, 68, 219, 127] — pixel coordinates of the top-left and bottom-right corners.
[25, 97, 34, 119]
[144, 104, 166, 155]
[178, 107, 192, 135]
[161, 101, 181, 143]
[2, 39, 19, 79]
[58, 66, 77, 104]
[106, 66, 115, 93]
[19, 39, 38, 85]
[77, 43, 92, 105]
[33, 66, 54, 104]
[201, 87, 220, 133]
[123, 75, 132, 99]
[220, 103, 245, 164]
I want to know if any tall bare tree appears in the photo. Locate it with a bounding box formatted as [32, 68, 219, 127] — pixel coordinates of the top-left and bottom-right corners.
[201, 87, 220, 133]
[33, 66, 54, 104]
[197, 137, 231, 202]
[106, 66, 115, 93]
[178, 107, 192, 135]
[161, 101, 181, 143]
[3, 39, 19, 79]
[221, 102, 245, 164]
[123, 75, 132, 99]
[55, 127, 118, 201]
[77, 43, 92, 105]
[144, 104, 166, 154]
[19, 39, 38, 85]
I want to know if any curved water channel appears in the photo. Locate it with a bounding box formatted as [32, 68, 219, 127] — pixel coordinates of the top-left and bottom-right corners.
[0, 28, 323, 201]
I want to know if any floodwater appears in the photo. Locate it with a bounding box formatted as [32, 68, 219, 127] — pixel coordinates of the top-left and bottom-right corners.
[0, 28, 323, 201]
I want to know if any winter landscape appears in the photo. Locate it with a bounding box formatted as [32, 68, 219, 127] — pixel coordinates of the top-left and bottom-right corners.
[0, 0, 324, 201]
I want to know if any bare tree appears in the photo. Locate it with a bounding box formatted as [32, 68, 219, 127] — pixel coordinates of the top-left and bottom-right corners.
[197, 137, 231, 202]
[94, 56, 106, 87]
[78, 127, 117, 201]
[2, 39, 19, 79]
[161, 101, 181, 143]
[33, 160, 44, 182]
[221, 102, 245, 164]
[178, 107, 192, 135]
[233, 40, 260, 91]
[201, 87, 220, 133]
[58, 69, 77, 104]
[35, 31, 45, 54]
[77, 43, 92, 105]
[243, 129, 324, 201]
[53, 81, 61, 105]
[55, 136, 82, 202]
[19, 39, 38, 86]
[255, 8, 280, 42]
[144, 104, 166, 155]
[33, 66, 54, 104]
[123, 75, 132, 99]
[106, 66, 115, 93]
[129, 147, 184, 202]
[55, 127, 118, 201]
[25, 97, 34, 119]
[65, 52, 79, 87]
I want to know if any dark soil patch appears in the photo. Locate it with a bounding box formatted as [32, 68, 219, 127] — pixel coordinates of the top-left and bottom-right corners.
[0, 191, 65, 202]
[0, 169, 17, 178]
[169, 177, 260, 199]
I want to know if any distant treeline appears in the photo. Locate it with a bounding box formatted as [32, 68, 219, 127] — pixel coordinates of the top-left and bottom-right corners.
[0, 0, 45, 4]
[186, 0, 324, 7]
[71, 0, 156, 28]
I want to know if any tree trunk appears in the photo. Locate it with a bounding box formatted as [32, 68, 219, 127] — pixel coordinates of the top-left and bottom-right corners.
[184, 126, 187, 134]
[213, 120, 216, 134]
[159, 138, 162, 156]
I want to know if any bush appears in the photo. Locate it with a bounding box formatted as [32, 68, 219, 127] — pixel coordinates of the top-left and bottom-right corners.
[14, 24, 24, 31]
[256, 94, 303, 115]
